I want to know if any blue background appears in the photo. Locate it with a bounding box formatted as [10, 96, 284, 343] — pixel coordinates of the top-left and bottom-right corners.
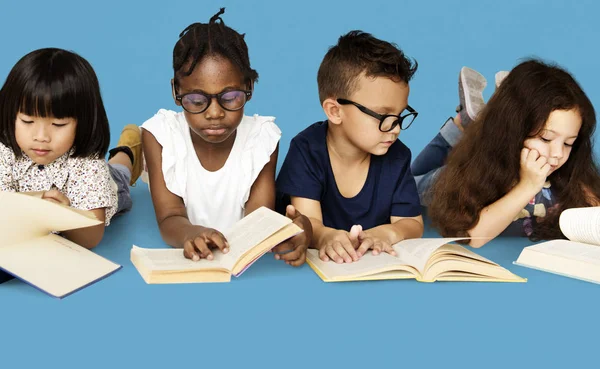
[1, 0, 599, 368]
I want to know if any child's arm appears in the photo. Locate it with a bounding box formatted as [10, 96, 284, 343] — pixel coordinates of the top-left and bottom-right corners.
[244, 145, 278, 215]
[142, 130, 228, 260]
[244, 145, 313, 266]
[357, 216, 424, 256]
[290, 196, 360, 263]
[41, 189, 106, 249]
[468, 148, 550, 247]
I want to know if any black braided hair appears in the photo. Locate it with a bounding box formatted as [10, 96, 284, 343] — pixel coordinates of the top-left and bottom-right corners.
[173, 8, 258, 87]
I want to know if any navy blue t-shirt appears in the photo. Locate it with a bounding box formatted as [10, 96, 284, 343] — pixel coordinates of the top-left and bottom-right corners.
[276, 121, 421, 231]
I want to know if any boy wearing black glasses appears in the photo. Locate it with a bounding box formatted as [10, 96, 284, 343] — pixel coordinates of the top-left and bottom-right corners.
[276, 31, 424, 264]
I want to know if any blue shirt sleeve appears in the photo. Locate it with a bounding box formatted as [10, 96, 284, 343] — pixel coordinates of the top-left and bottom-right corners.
[390, 149, 422, 217]
[276, 136, 324, 201]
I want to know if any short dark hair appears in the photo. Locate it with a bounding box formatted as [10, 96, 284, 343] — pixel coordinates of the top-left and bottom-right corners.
[0, 48, 110, 158]
[317, 30, 418, 103]
[173, 8, 258, 87]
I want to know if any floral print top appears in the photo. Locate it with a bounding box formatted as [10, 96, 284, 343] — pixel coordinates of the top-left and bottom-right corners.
[0, 143, 118, 225]
[513, 181, 556, 236]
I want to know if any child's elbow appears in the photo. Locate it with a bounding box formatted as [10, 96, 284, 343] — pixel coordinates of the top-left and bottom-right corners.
[469, 238, 489, 248]
[81, 233, 104, 249]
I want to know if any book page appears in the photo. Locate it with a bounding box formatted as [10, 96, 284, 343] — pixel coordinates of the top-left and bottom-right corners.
[220, 207, 292, 271]
[0, 234, 120, 298]
[0, 191, 101, 246]
[515, 239, 600, 284]
[522, 239, 600, 266]
[131, 208, 292, 274]
[306, 249, 416, 280]
[392, 238, 471, 273]
[559, 207, 600, 245]
[131, 246, 231, 272]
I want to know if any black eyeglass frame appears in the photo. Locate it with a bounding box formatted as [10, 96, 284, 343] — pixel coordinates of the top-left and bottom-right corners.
[174, 84, 252, 114]
[337, 98, 418, 131]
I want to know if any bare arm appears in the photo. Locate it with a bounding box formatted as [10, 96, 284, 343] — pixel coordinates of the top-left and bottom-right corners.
[142, 129, 205, 248]
[364, 215, 424, 245]
[244, 145, 278, 215]
[467, 182, 538, 247]
[468, 148, 549, 248]
[40, 189, 106, 249]
[290, 196, 335, 249]
[61, 208, 106, 249]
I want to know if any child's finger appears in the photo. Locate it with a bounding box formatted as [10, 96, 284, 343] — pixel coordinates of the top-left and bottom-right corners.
[372, 241, 383, 255]
[287, 252, 306, 267]
[541, 163, 552, 175]
[382, 242, 396, 256]
[326, 244, 344, 264]
[527, 149, 540, 162]
[356, 237, 373, 257]
[193, 237, 213, 260]
[279, 245, 303, 261]
[520, 148, 530, 163]
[285, 204, 300, 219]
[272, 241, 295, 254]
[341, 238, 359, 261]
[183, 242, 201, 261]
[207, 231, 229, 253]
[272, 241, 295, 260]
[42, 197, 62, 204]
[349, 225, 361, 240]
[319, 247, 330, 262]
[535, 154, 547, 167]
[333, 242, 353, 263]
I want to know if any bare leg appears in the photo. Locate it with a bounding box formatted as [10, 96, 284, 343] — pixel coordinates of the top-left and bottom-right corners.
[109, 152, 133, 173]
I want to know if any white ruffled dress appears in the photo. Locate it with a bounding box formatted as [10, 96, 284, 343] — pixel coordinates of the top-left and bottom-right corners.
[141, 109, 281, 231]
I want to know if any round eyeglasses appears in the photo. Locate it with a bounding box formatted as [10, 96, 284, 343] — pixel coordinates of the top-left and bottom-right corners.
[175, 89, 252, 114]
[337, 98, 418, 131]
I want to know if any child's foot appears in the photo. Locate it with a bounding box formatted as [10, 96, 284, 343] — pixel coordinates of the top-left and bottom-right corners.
[495, 71, 509, 88]
[457, 66, 487, 128]
[110, 125, 143, 186]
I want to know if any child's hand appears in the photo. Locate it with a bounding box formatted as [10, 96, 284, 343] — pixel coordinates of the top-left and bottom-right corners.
[271, 205, 312, 267]
[520, 148, 551, 192]
[182, 226, 229, 262]
[42, 189, 71, 206]
[353, 225, 397, 257]
[319, 228, 360, 264]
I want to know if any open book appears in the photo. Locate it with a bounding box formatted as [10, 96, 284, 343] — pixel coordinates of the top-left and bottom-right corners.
[307, 238, 525, 283]
[0, 191, 122, 298]
[515, 207, 600, 284]
[131, 206, 303, 283]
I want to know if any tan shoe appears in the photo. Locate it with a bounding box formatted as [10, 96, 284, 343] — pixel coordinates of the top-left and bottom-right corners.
[116, 124, 143, 185]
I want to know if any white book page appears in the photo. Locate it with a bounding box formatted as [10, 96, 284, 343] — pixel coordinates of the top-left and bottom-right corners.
[220, 207, 291, 270]
[131, 246, 231, 271]
[306, 249, 409, 279]
[524, 239, 600, 266]
[0, 191, 101, 246]
[559, 207, 600, 245]
[0, 234, 120, 298]
[393, 238, 470, 272]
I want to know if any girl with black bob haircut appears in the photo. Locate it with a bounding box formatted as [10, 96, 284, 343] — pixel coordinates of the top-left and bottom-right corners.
[0, 48, 144, 249]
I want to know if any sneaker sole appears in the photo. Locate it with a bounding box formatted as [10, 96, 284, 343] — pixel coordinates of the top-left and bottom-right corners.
[459, 67, 487, 123]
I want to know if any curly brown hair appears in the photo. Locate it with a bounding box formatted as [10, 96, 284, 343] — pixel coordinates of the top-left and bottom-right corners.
[429, 59, 600, 241]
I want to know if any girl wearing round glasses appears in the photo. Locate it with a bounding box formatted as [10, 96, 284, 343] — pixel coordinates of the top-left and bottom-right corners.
[141, 9, 311, 266]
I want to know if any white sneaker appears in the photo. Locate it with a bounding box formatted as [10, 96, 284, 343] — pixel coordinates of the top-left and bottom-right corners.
[495, 71, 509, 88]
[458, 66, 487, 127]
